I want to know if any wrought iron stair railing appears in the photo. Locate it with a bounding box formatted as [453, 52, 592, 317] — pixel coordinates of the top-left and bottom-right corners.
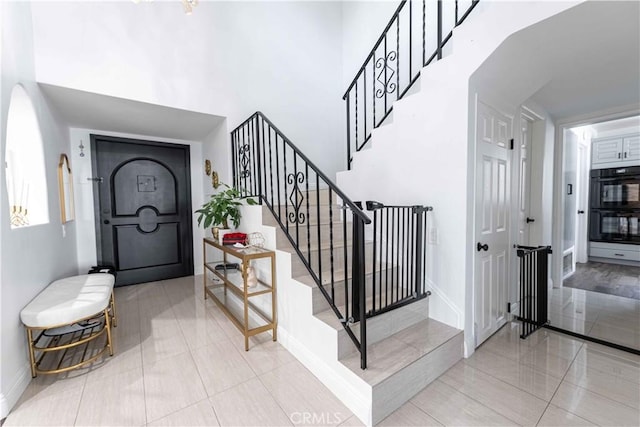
[343, 0, 480, 168]
[231, 112, 432, 369]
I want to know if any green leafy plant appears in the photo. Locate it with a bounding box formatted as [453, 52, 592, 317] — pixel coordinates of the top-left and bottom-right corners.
[195, 184, 257, 229]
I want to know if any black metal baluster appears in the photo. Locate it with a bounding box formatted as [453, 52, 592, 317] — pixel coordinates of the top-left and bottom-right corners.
[316, 175, 322, 290]
[306, 165, 311, 267]
[422, 0, 426, 66]
[283, 144, 289, 235]
[385, 208, 390, 307]
[274, 134, 284, 223]
[260, 117, 266, 200]
[409, 0, 412, 85]
[255, 117, 263, 199]
[372, 209, 377, 314]
[346, 94, 351, 170]
[437, 0, 443, 60]
[363, 66, 367, 143]
[455, 0, 459, 25]
[384, 36, 388, 115]
[372, 58, 376, 128]
[342, 201, 349, 319]
[231, 132, 237, 189]
[268, 125, 274, 206]
[396, 16, 400, 100]
[329, 189, 335, 303]
[355, 82, 359, 155]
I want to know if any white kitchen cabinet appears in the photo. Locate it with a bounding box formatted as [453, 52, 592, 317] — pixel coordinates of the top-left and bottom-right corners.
[592, 133, 640, 169]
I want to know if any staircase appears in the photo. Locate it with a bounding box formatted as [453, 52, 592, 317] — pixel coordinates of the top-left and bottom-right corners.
[230, 111, 462, 424]
[227, 0, 583, 424]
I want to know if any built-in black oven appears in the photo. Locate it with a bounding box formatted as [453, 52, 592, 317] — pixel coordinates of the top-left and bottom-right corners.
[590, 166, 640, 209]
[590, 209, 640, 243]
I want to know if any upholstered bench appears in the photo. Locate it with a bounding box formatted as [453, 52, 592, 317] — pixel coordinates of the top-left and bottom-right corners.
[20, 273, 116, 377]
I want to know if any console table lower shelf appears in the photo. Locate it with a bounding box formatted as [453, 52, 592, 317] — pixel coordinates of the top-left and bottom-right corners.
[203, 238, 277, 351]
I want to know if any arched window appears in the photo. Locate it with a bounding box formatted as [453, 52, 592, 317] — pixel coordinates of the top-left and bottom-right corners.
[5, 84, 49, 228]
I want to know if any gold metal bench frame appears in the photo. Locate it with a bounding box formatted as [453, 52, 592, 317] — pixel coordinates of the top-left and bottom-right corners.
[24, 292, 117, 377]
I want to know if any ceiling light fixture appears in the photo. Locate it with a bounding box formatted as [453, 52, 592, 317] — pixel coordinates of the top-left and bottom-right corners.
[182, 0, 199, 15]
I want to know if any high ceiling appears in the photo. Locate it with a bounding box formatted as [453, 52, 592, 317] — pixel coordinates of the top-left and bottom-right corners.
[473, 1, 640, 121]
[39, 84, 225, 142]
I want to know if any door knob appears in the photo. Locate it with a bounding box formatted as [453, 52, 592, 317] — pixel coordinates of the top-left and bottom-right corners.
[477, 242, 489, 252]
[578, 210, 585, 214]
[526, 217, 535, 223]
[103, 220, 110, 225]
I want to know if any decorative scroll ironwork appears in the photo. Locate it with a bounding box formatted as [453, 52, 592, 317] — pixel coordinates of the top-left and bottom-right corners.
[287, 172, 305, 224]
[239, 144, 251, 178]
[375, 51, 397, 98]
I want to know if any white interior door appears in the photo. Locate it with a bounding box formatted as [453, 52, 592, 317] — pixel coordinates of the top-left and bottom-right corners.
[475, 100, 512, 346]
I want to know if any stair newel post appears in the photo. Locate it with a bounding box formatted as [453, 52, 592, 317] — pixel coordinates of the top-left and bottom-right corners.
[254, 114, 263, 199]
[351, 202, 367, 369]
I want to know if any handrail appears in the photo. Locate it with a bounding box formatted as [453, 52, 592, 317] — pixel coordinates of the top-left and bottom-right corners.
[255, 112, 371, 225]
[343, 0, 480, 168]
[230, 113, 433, 370]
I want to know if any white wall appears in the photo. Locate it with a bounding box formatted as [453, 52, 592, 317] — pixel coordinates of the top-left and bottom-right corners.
[341, 0, 399, 89]
[0, 2, 79, 418]
[68, 128, 205, 277]
[338, 0, 581, 356]
[31, 1, 346, 182]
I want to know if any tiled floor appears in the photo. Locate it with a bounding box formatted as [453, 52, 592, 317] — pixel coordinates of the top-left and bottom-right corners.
[5, 276, 640, 426]
[548, 285, 640, 351]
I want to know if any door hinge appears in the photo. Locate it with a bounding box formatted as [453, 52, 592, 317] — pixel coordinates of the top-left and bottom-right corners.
[509, 138, 514, 150]
[507, 302, 511, 313]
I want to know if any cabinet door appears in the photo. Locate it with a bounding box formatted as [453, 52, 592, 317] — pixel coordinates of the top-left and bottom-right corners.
[592, 138, 623, 165]
[623, 135, 640, 162]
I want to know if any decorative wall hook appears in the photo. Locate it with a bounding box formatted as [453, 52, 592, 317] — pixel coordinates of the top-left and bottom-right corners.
[78, 140, 85, 157]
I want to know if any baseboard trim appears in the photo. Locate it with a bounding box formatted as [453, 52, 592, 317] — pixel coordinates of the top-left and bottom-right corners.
[1, 362, 31, 419]
[277, 327, 372, 426]
[427, 279, 463, 329]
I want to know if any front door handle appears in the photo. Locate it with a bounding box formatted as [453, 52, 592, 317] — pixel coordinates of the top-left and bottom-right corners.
[526, 217, 535, 223]
[477, 242, 489, 252]
[578, 210, 585, 214]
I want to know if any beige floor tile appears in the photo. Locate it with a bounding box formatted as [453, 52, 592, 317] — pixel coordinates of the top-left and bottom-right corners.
[239, 339, 297, 376]
[548, 313, 594, 335]
[143, 351, 208, 423]
[4, 386, 83, 426]
[589, 322, 640, 350]
[410, 380, 516, 426]
[464, 348, 562, 401]
[337, 415, 366, 426]
[210, 377, 293, 426]
[536, 404, 596, 426]
[191, 339, 256, 396]
[377, 402, 442, 426]
[259, 361, 352, 425]
[439, 363, 548, 425]
[147, 399, 220, 427]
[564, 361, 640, 409]
[140, 316, 189, 365]
[75, 366, 146, 426]
[573, 343, 640, 384]
[16, 367, 87, 403]
[551, 382, 640, 426]
[85, 335, 142, 382]
[392, 319, 459, 355]
[519, 345, 574, 379]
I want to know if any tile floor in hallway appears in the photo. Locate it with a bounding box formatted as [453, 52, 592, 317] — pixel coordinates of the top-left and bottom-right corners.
[548, 285, 640, 351]
[5, 275, 640, 426]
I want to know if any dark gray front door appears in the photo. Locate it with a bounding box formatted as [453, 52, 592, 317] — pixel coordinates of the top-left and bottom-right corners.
[91, 135, 193, 286]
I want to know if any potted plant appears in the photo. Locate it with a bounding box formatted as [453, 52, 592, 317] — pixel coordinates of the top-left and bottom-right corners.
[195, 184, 257, 241]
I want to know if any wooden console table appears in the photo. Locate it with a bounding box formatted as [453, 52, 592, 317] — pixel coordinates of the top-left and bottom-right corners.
[202, 238, 277, 350]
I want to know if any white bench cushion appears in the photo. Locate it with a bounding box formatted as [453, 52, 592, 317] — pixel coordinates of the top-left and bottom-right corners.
[20, 274, 115, 328]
